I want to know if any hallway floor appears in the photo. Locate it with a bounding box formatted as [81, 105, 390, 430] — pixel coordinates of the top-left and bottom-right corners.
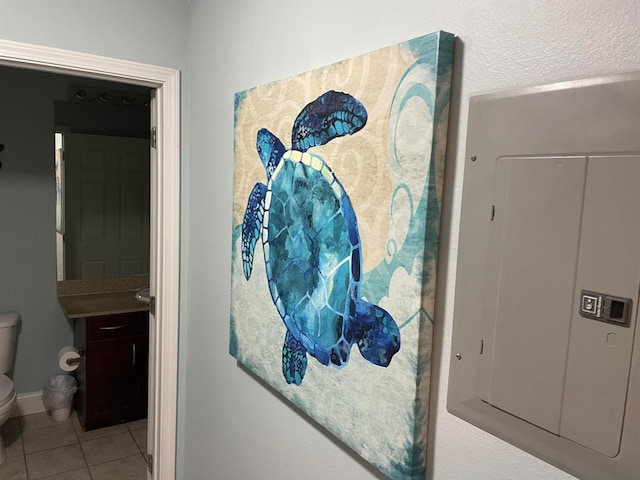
[0, 411, 148, 479]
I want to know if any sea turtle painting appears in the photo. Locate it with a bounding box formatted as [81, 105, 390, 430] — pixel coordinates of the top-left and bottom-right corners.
[241, 90, 401, 385]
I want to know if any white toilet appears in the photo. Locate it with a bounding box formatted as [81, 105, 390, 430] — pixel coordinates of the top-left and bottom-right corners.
[0, 312, 20, 464]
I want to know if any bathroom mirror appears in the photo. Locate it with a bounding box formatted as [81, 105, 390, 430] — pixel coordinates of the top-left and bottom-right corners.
[54, 84, 152, 281]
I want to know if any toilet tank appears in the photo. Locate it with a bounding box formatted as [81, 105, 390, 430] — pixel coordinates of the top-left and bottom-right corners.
[0, 312, 20, 374]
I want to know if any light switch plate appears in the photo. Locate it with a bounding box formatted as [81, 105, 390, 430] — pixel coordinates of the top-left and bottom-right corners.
[448, 71, 640, 480]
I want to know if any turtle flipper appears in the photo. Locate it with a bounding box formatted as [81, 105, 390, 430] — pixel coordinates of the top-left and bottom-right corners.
[257, 128, 285, 179]
[353, 300, 400, 367]
[282, 330, 308, 385]
[291, 91, 368, 152]
[241, 182, 267, 280]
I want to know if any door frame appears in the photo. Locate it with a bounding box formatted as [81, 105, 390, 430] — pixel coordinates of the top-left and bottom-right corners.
[0, 39, 180, 479]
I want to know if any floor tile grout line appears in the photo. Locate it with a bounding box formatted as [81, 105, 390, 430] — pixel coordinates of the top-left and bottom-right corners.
[20, 453, 28, 480]
[11, 412, 148, 479]
[17, 429, 30, 480]
[21, 423, 79, 456]
[20, 419, 73, 433]
[78, 429, 91, 479]
[23, 443, 86, 480]
[1, 450, 148, 480]
[129, 429, 145, 456]
[18, 423, 83, 480]
[86, 451, 145, 468]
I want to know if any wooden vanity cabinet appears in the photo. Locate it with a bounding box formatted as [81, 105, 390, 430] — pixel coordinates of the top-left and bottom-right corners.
[73, 311, 149, 431]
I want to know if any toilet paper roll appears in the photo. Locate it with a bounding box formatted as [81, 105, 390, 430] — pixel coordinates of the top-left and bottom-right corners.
[58, 346, 81, 372]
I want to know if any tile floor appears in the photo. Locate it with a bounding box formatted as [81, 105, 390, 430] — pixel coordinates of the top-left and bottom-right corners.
[0, 411, 148, 479]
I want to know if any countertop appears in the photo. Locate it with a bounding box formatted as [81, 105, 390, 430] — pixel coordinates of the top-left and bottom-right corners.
[57, 276, 150, 319]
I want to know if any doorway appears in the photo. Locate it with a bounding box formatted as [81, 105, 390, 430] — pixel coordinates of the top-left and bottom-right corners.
[0, 40, 180, 479]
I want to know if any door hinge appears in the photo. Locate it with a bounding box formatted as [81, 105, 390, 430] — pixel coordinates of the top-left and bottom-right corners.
[147, 453, 153, 475]
[150, 296, 156, 316]
[151, 126, 157, 149]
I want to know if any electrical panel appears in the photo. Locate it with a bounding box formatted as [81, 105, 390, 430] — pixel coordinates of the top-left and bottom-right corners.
[448, 72, 640, 479]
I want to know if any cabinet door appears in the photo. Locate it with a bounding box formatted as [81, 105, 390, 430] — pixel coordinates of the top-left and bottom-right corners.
[86, 335, 139, 429]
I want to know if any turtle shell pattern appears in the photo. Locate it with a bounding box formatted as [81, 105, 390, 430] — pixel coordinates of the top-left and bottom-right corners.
[263, 149, 360, 367]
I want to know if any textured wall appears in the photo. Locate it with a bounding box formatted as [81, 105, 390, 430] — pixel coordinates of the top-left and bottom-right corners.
[181, 0, 640, 479]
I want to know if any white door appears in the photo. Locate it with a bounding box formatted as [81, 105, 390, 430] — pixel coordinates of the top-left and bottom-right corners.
[0, 39, 180, 479]
[64, 133, 150, 279]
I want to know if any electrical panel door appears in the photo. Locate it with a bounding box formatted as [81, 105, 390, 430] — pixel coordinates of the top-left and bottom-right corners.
[449, 72, 640, 480]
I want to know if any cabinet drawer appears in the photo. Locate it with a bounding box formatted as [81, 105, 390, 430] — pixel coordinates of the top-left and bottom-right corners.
[87, 313, 141, 341]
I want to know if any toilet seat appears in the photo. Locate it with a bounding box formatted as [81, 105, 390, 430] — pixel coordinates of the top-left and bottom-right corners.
[0, 375, 15, 406]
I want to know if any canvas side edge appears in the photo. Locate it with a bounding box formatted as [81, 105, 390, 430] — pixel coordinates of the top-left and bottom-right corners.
[406, 33, 456, 480]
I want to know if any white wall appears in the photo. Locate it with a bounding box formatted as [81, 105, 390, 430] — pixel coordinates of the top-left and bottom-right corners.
[182, 1, 640, 479]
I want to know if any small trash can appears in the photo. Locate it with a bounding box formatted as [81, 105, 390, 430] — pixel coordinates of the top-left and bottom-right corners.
[42, 374, 77, 421]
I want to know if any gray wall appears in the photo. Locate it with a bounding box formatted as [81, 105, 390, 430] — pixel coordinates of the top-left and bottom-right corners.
[0, 1, 188, 69]
[0, 66, 151, 393]
[4, 1, 640, 479]
[0, 0, 189, 392]
[0, 68, 72, 393]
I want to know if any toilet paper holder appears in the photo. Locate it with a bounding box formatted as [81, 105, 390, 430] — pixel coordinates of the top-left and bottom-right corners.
[65, 348, 85, 366]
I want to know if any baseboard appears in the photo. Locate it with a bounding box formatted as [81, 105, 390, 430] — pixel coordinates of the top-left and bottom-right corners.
[11, 391, 46, 418]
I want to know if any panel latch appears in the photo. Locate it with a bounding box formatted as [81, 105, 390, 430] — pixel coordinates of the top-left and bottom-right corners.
[580, 290, 632, 327]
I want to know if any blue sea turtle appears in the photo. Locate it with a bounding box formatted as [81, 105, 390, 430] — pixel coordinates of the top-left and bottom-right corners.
[241, 90, 400, 385]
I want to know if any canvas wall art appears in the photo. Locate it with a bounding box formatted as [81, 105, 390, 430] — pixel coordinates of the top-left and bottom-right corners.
[230, 31, 454, 479]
